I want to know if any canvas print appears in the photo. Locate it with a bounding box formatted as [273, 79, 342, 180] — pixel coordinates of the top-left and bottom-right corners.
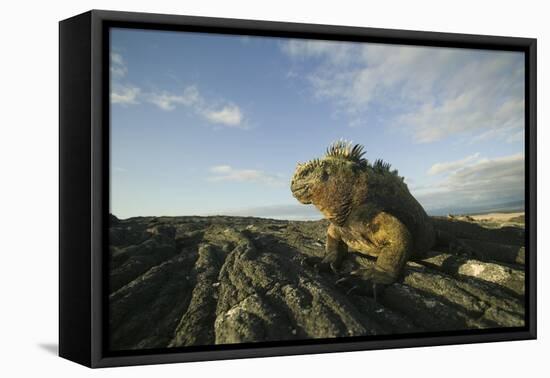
[108, 28, 526, 352]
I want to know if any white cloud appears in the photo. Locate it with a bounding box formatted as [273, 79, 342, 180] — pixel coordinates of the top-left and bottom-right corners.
[400, 93, 524, 144]
[209, 165, 232, 173]
[110, 52, 127, 78]
[281, 40, 525, 144]
[110, 51, 138, 105]
[147, 86, 246, 128]
[413, 153, 524, 211]
[281, 40, 355, 64]
[148, 86, 201, 111]
[428, 153, 480, 176]
[208, 165, 284, 186]
[203, 105, 243, 127]
[111, 85, 140, 105]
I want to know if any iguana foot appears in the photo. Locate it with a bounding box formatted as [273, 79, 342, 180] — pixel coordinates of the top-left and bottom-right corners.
[303, 256, 334, 273]
[304, 255, 341, 274]
[335, 268, 389, 299]
[315, 259, 341, 274]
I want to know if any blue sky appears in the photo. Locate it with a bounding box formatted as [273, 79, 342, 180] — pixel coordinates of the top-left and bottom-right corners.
[110, 28, 525, 219]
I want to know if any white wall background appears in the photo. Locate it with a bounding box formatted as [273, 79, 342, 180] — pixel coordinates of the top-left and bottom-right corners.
[0, 0, 546, 376]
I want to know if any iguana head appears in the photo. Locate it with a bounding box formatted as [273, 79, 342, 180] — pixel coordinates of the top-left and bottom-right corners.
[290, 160, 324, 204]
[291, 141, 366, 207]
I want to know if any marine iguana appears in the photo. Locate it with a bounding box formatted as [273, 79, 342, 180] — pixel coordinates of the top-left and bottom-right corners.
[290, 140, 436, 295]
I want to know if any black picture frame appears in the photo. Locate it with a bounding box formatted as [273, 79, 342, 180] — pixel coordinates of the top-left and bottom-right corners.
[59, 9, 537, 368]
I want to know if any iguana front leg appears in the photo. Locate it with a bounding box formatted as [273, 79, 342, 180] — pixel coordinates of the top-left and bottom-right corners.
[317, 223, 347, 273]
[338, 211, 413, 296]
[371, 212, 413, 284]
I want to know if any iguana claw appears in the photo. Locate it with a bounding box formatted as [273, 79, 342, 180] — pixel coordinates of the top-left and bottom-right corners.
[335, 269, 387, 299]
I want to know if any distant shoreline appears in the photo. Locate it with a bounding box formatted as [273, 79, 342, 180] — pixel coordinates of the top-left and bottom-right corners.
[111, 210, 525, 225]
[464, 211, 523, 219]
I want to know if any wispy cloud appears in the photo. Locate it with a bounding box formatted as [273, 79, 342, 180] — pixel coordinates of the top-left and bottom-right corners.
[281, 40, 354, 64]
[110, 52, 247, 128]
[110, 51, 139, 105]
[428, 153, 480, 176]
[414, 153, 524, 211]
[148, 86, 201, 111]
[203, 105, 243, 127]
[208, 165, 284, 186]
[110, 52, 128, 79]
[111, 85, 140, 105]
[148, 87, 246, 128]
[281, 40, 525, 144]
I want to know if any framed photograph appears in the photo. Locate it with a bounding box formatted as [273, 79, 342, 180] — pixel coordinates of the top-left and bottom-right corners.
[59, 10, 536, 368]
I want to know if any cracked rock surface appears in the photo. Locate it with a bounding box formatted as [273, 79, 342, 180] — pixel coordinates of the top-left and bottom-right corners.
[108, 215, 525, 351]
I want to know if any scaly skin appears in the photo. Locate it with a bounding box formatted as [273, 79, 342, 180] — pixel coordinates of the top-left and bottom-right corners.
[291, 141, 435, 295]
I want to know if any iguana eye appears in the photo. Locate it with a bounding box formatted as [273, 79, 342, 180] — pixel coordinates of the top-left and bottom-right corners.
[321, 170, 329, 181]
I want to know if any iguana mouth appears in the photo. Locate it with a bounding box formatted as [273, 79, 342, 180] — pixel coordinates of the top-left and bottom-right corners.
[291, 183, 307, 192]
[290, 183, 312, 204]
